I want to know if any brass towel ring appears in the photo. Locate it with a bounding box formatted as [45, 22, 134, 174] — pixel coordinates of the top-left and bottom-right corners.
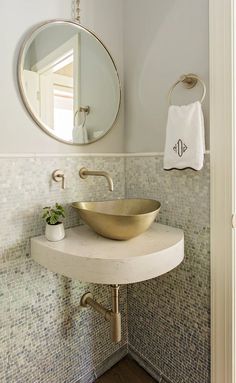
[168, 74, 206, 105]
[73, 105, 90, 127]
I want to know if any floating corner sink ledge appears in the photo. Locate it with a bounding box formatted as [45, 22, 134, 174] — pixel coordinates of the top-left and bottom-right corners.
[31, 222, 184, 285]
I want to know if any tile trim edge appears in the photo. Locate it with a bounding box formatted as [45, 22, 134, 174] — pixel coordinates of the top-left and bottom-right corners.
[0, 151, 210, 159]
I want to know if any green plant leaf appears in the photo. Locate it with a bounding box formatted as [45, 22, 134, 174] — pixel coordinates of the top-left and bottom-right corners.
[42, 203, 65, 224]
[50, 216, 58, 225]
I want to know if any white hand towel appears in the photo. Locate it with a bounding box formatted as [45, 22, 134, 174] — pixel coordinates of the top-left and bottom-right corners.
[72, 123, 88, 144]
[163, 101, 205, 171]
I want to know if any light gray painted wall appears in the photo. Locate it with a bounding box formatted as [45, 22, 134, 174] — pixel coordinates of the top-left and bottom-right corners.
[124, 0, 209, 153]
[0, 0, 124, 154]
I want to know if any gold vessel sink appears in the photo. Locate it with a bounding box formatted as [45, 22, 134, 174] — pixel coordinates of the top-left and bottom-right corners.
[72, 199, 161, 240]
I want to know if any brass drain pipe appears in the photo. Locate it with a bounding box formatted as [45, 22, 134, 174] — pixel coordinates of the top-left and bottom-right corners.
[80, 285, 121, 343]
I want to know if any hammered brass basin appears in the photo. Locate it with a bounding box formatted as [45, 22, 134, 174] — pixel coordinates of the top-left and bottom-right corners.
[72, 199, 161, 240]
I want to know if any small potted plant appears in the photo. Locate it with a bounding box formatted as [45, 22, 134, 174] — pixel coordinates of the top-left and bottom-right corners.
[42, 203, 65, 241]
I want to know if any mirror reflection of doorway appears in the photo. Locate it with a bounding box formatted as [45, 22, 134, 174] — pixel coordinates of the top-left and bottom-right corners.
[23, 34, 80, 141]
[53, 66, 74, 141]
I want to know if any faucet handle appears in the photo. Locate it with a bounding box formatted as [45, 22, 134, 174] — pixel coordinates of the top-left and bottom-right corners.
[52, 169, 66, 189]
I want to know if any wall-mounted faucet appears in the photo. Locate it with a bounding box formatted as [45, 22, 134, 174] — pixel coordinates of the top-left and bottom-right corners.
[79, 167, 114, 192]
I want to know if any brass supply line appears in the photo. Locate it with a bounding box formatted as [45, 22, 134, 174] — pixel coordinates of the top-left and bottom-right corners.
[80, 285, 121, 343]
[79, 167, 114, 192]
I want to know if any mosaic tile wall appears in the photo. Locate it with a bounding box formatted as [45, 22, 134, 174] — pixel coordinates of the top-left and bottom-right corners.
[0, 153, 210, 383]
[0, 155, 128, 383]
[126, 154, 210, 383]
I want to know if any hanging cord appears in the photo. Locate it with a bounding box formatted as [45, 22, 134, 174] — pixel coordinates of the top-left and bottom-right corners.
[72, 0, 81, 23]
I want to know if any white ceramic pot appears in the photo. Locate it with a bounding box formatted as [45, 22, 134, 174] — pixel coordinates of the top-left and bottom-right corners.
[45, 223, 65, 242]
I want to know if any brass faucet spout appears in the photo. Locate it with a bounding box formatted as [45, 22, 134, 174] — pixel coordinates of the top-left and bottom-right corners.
[79, 167, 114, 191]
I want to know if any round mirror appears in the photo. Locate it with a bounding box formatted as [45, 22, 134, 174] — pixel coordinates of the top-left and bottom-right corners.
[18, 20, 121, 145]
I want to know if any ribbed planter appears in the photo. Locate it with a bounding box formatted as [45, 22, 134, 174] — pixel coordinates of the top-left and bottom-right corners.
[45, 223, 65, 242]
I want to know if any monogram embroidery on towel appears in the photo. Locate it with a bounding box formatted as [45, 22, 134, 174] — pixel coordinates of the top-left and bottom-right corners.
[173, 139, 188, 157]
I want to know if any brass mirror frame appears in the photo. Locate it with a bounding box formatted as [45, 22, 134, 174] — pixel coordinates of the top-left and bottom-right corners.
[17, 19, 121, 145]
